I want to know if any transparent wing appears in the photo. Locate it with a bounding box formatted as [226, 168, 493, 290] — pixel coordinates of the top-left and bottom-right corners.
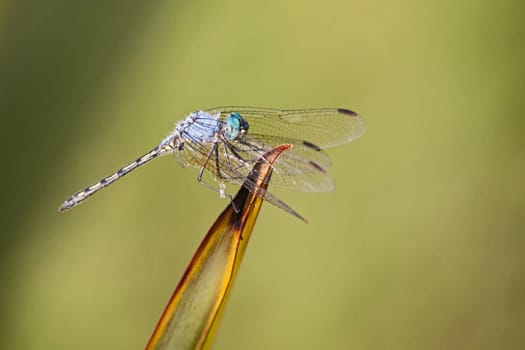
[234, 135, 334, 192]
[175, 129, 216, 169]
[213, 136, 334, 192]
[173, 132, 333, 192]
[206, 106, 367, 149]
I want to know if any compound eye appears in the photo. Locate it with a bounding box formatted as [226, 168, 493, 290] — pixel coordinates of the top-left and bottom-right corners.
[224, 114, 241, 140]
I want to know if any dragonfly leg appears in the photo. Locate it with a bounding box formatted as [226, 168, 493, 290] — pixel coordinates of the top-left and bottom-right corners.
[196, 143, 235, 202]
[196, 142, 215, 183]
[196, 174, 237, 212]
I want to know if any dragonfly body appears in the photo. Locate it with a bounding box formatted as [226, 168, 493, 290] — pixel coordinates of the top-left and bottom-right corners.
[59, 107, 366, 221]
[174, 111, 222, 146]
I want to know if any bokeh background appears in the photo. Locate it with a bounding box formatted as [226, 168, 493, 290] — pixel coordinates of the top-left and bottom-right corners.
[1, 0, 524, 349]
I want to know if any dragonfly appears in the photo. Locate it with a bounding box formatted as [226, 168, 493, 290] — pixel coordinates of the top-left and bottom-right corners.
[58, 107, 366, 221]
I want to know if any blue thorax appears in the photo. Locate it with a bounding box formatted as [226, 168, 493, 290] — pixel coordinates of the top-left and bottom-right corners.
[175, 111, 222, 143]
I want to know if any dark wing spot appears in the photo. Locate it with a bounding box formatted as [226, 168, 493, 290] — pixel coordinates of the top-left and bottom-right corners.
[338, 108, 358, 117]
[309, 161, 327, 174]
[302, 140, 322, 151]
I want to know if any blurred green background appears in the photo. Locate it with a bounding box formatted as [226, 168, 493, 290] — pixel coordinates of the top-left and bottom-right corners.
[1, 0, 524, 349]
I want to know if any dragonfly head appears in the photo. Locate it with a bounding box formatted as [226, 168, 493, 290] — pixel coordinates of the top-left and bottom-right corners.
[224, 112, 249, 140]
